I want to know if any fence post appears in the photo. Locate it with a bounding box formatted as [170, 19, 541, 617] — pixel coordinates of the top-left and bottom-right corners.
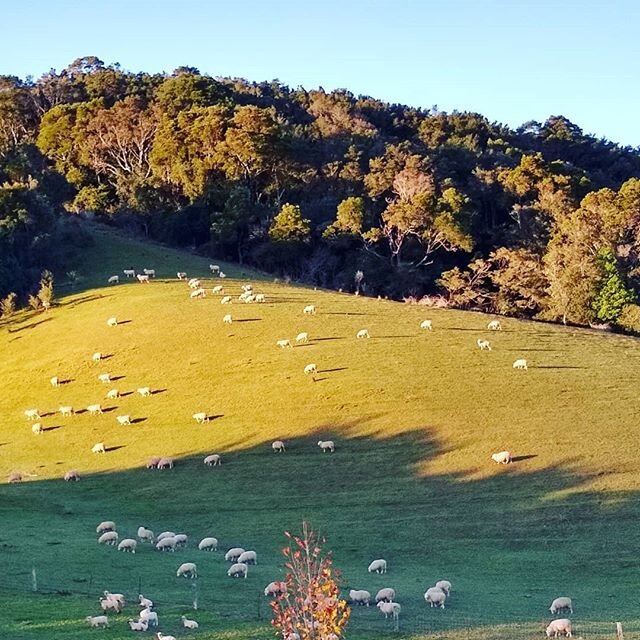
[31, 566, 37, 592]
[617, 622, 624, 640]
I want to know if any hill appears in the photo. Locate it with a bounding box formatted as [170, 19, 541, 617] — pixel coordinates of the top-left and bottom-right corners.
[1, 225, 640, 640]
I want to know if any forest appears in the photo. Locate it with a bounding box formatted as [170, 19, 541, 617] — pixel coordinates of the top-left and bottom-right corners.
[2, 56, 640, 330]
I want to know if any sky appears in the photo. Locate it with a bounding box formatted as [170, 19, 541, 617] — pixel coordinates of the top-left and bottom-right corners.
[3, 0, 640, 147]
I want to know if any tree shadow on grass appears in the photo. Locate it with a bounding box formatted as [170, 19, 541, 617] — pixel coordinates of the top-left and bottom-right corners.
[7, 318, 53, 333]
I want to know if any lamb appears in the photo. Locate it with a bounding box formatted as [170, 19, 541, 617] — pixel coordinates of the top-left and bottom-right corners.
[107, 317, 118, 327]
[272, 440, 286, 453]
[108, 275, 120, 284]
[155, 537, 177, 552]
[137, 526, 154, 543]
[118, 538, 137, 553]
[349, 589, 371, 606]
[174, 533, 188, 547]
[24, 408, 40, 420]
[137, 274, 150, 283]
[209, 264, 220, 273]
[304, 363, 317, 375]
[264, 581, 287, 597]
[550, 597, 573, 615]
[491, 450, 512, 464]
[198, 537, 218, 551]
[146, 457, 160, 469]
[420, 320, 433, 330]
[98, 531, 119, 545]
[255, 293, 266, 303]
[375, 588, 396, 603]
[546, 619, 572, 637]
[32, 423, 43, 435]
[223, 314, 233, 324]
[139, 608, 158, 626]
[92, 442, 106, 454]
[50, 376, 60, 387]
[356, 329, 370, 339]
[190, 288, 206, 298]
[64, 470, 80, 482]
[221, 295, 232, 304]
[368, 559, 387, 574]
[58, 405, 73, 417]
[143, 268, 155, 277]
[487, 320, 502, 331]
[92, 352, 102, 362]
[123, 269, 136, 278]
[106, 389, 119, 400]
[88, 404, 103, 415]
[138, 594, 154, 609]
[157, 531, 176, 541]
[103, 591, 125, 606]
[192, 412, 209, 423]
[137, 386, 151, 397]
[225, 547, 245, 562]
[241, 284, 253, 292]
[176, 562, 198, 578]
[176, 272, 187, 280]
[96, 521, 116, 533]
[188, 278, 201, 288]
[219, 271, 226, 278]
[156, 633, 175, 640]
[237, 550, 257, 565]
[513, 358, 528, 370]
[181, 615, 199, 629]
[212, 285, 224, 294]
[318, 440, 335, 453]
[296, 332, 309, 343]
[86, 615, 109, 628]
[424, 587, 446, 608]
[303, 304, 316, 315]
[276, 339, 292, 348]
[377, 601, 401, 619]
[128, 619, 148, 631]
[156, 457, 174, 469]
[435, 580, 452, 596]
[204, 454, 222, 466]
[98, 373, 111, 383]
[227, 562, 248, 578]
[477, 339, 491, 351]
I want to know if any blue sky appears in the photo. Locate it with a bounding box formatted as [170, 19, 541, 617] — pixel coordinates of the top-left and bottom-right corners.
[4, 0, 640, 146]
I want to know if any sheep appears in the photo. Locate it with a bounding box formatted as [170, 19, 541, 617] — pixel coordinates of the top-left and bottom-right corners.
[98, 373, 111, 383]
[137, 274, 150, 283]
[143, 268, 155, 277]
[50, 376, 60, 387]
[295, 332, 308, 343]
[32, 423, 43, 435]
[424, 587, 446, 608]
[103, 591, 125, 606]
[88, 404, 103, 415]
[139, 608, 158, 626]
[198, 537, 218, 551]
[138, 594, 154, 609]
[304, 363, 317, 375]
[225, 547, 245, 562]
[491, 450, 512, 464]
[192, 412, 209, 423]
[174, 533, 188, 547]
[204, 454, 222, 466]
[155, 537, 177, 552]
[156, 457, 174, 469]
[513, 358, 528, 370]
[137, 386, 151, 397]
[137, 527, 154, 543]
[209, 264, 220, 274]
[550, 597, 573, 615]
[123, 269, 136, 278]
[349, 589, 371, 606]
[7, 472, 23, 483]
[128, 619, 148, 631]
[368, 559, 387, 574]
[157, 531, 176, 541]
[272, 440, 286, 453]
[59, 405, 73, 417]
[212, 285, 224, 294]
[264, 581, 287, 597]
[228, 562, 248, 578]
[118, 538, 137, 553]
[98, 531, 119, 545]
[219, 271, 226, 278]
[420, 320, 433, 330]
[86, 615, 109, 628]
[146, 457, 160, 469]
[546, 619, 572, 637]
[92, 352, 102, 362]
[377, 601, 401, 619]
[477, 339, 491, 351]
[96, 521, 116, 533]
[176, 272, 187, 280]
[64, 470, 80, 482]
[107, 275, 120, 284]
[318, 440, 335, 453]
[241, 284, 253, 292]
[244, 294, 256, 303]
[255, 293, 266, 303]
[190, 288, 206, 299]
[238, 550, 257, 565]
[487, 320, 502, 331]
[276, 339, 292, 349]
[106, 389, 119, 400]
[188, 278, 201, 288]
[221, 295, 232, 304]
[356, 328, 370, 339]
[24, 408, 40, 420]
[303, 304, 316, 315]
[223, 314, 233, 324]
[176, 562, 198, 578]
[435, 580, 452, 596]
[182, 615, 199, 629]
[375, 588, 396, 603]
[156, 633, 175, 640]
[106, 317, 118, 327]
[92, 442, 106, 454]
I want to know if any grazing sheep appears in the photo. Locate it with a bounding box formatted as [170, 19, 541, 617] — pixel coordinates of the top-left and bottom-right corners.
[177, 272, 187, 280]
[137, 527, 154, 543]
[546, 619, 572, 637]
[146, 457, 160, 469]
[349, 589, 371, 606]
[188, 277, 200, 287]
[420, 320, 433, 330]
[296, 332, 309, 343]
[238, 550, 257, 565]
[272, 440, 286, 453]
[106, 389, 119, 400]
[477, 339, 491, 351]
[156, 457, 174, 469]
[491, 450, 512, 464]
[98, 531, 119, 546]
[86, 615, 109, 628]
[375, 588, 396, 603]
[98, 373, 111, 383]
[377, 601, 401, 619]
[435, 580, 452, 596]
[108, 275, 120, 284]
[139, 608, 158, 626]
[176, 562, 198, 578]
[368, 559, 387, 574]
[128, 619, 148, 631]
[255, 293, 266, 303]
[424, 587, 446, 608]
[7, 472, 23, 483]
[174, 534, 188, 547]
[190, 288, 206, 299]
[92, 442, 106, 454]
[32, 423, 43, 435]
[219, 271, 226, 278]
[303, 304, 316, 315]
[487, 320, 502, 331]
[223, 314, 233, 324]
[204, 454, 221, 466]
[550, 597, 573, 615]
[59, 405, 73, 417]
[276, 339, 292, 348]
[96, 521, 116, 533]
[88, 404, 103, 415]
[138, 594, 153, 609]
[513, 358, 528, 370]
[192, 412, 209, 424]
[225, 547, 245, 562]
[137, 386, 151, 397]
[92, 352, 102, 362]
[356, 329, 370, 339]
[318, 440, 335, 453]
[212, 285, 224, 294]
[198, 537, 218, 551]
[143, 269, 155, 277]
[157, 531, 176, 541]
[24, 408, 40, 420]
[182, 615, 199, 629]
[221, 295, 232, 304]
[123, 269, 136, 278]
[155, 537, 177, 552]
[155, 633, 175, 640]
[304, 363, 317, 375]
[50, 376, 60, 387]
[137, 274, 150, 283]
[106, 317, 118, 327]
[118, 538, 137, 553]
[210, 264, 220, 273]
[64, 470, 80, 482]
[227, 562, 248, 578]
[241, 284, 253, 292]
[264, 581, 287, 597]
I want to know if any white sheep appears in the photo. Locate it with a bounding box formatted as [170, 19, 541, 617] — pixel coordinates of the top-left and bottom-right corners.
[50, 376, 60, 387]
[177, 272, 187, 280]
[139, 608, 158, 626]
[128, 619, 148, 631]
[238, 550, 257, 564]
[255, 293, 266, 303]
[212, 285, 224, 294]
[188, 278, 200, 288]
[143, 268, 155, 277]
[223, 314, 233, 324]
[138, 594, 153, 609]
[106, 317, 118, 327]
[137, 274, 150, 283]
[296, 332, 309, 343]
[209, 264, 220, 273]
[241, 284, 253, 292]
[190, 288, 206, 298]
[92, 442, 106, 454]
[377, 601, 401, 619]
[349, 589, 371, 606]
[368, 559, 387, 574]
[118, 538, 137, 553]
[146, 457, 160, 469]
[7, 472, 23, 483]
[30, 422, 43, 435]
[106, 389, 119, 400]
[204, 454, 222, 466]
[86, 615, 109, 628]
[156, 457, 174, 469]
[59, 405, 73, 416]
[219, 271, 226, 278]
[198, 537, 218, 551]
[491, 450, 512, 464]
[157, 531, 176, 541]
[420, 320, 433, 330]
[356, 328, 370, 339]
[137, 526, 154, 543]
[546, 619, 572, 637]
[123, 269, 136, 278]
[487, 320, 502, 331]
[228, 562, 248, 578]
[99, 598, 120, 613]
[182, 615, 199, 629]
[276, 339, 292, 348]
[221, 295, 232, 304]
[318, 440, 335, 453]
[424, 587, 446, 608]
[87, 404, 103, 415]
[103, 591, 125, 606]
[64, 470, 80, 482]
[24, 408, 40, 420]
[108, 276, 120, 284]
[98, 531, 119, 545]
[98, 373, 111, 383]
[272, 440, 286, 453]
[304, 363, 317, 375]
[435, 580, 452, 596]
[477, 339, 491, 351]
[192, 412, 209, 423]
[264, 581, 287, 597]
[92, 352, 102, 362]
[303, 304, 316, 315]
[550, 597, 573, 615]
[375, 588, 396, 603]
[225, 547, 245, 562]
[137, 386, 151, 397]
[513, 358, 528, 370]
[174, 533, 188, 547]
[155, 537, 177, 552]
[96, 521, 116, 533]
[176, 562, 198, 578]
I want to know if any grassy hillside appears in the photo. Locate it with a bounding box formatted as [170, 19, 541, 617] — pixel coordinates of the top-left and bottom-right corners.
[1, 225, 640, 640]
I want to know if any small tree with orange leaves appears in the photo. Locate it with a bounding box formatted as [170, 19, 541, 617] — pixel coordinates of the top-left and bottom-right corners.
[271, 522, 350, 640]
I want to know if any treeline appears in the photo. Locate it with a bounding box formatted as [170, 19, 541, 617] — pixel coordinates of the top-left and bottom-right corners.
[2, 56, 640, 330]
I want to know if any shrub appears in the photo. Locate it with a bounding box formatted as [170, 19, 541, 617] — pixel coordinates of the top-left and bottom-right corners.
[616, 304, 640, 335]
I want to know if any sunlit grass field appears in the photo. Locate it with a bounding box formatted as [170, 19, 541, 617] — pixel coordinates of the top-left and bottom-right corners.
[1, 225, 640, 639]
